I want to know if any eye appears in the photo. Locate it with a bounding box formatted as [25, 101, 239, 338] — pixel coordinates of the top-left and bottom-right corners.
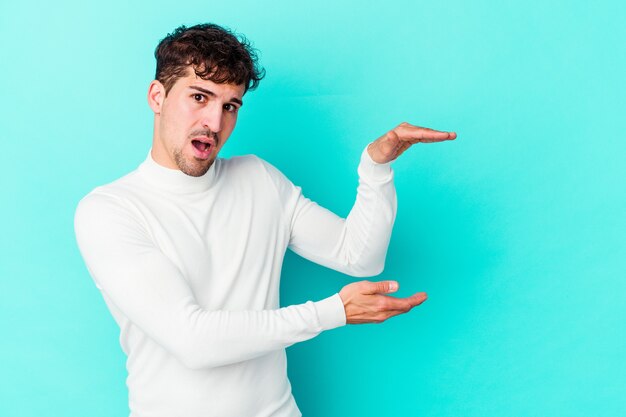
[192, 93, 206, 102]
[224, 103, 238, 113]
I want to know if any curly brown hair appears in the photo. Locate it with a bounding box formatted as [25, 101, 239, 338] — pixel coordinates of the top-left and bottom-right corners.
[154, 23, 265, 95]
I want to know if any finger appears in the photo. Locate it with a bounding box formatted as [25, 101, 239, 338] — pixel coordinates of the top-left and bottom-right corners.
[407, 137, 452, 144]
[396, 124, 453, 137]
[395, 125, 457, 142]
[364, 280, 399, 295]
[378, 298, 424, 322]
[381, 292, 427, 311]
[407, 292, 428, 307]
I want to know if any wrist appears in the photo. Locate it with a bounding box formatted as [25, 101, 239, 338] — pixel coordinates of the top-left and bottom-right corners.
[314, 293, 347, 329]
[367, 142, 386, 164]
[359, 145, 393, 182]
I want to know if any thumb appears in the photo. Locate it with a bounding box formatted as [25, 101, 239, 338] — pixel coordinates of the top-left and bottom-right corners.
[366, 280, 399, 294]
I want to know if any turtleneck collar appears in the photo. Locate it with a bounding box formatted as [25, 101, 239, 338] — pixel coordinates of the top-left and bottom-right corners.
[137, 149, 218, 194]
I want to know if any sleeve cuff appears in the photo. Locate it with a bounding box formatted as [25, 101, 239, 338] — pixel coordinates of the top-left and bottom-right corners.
[358, 144, 393, 182]
[314, 293, 347, 330]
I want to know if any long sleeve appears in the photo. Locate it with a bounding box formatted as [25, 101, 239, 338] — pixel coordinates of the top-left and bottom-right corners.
[74, 192, 345, 370]
[263, 145, 397, 277]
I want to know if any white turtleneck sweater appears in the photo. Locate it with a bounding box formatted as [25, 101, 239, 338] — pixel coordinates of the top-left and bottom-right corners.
[74, 145, 396, 417]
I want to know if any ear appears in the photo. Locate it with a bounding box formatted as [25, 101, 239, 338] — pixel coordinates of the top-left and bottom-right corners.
[147, 80, 165, 114]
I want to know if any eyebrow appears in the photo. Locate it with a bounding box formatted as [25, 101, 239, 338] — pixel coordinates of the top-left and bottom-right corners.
[189, 85, 244, 107]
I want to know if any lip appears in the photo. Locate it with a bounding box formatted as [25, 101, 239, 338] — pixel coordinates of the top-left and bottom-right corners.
[191, 136, 217, 160]
[192, 136, 217, 148]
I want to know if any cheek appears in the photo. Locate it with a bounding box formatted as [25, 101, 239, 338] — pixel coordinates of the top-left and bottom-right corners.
[225, 113, 238, 131]
[163, 106, 196, 136]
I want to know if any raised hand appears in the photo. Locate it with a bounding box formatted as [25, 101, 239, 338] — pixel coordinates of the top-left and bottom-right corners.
[367, 122, 457, 164]
[338, 280, 427, 324]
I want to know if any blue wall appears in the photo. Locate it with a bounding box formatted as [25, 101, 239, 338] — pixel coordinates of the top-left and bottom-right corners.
[1, 0, 624, 415]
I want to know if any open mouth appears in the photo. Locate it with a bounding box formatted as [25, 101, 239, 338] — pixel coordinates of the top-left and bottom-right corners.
[192, 139, 212, 152]
[191, 137, 216, 159]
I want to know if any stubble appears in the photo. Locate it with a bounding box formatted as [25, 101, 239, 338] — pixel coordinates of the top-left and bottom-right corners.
[173, 147, 213, 177]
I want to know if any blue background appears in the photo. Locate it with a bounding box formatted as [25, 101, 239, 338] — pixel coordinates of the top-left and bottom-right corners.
[1, 0, 624, 416]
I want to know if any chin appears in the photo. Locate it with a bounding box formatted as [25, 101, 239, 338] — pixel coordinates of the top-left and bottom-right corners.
[174, 150, 213, 177]
[187, 160, 213, 177]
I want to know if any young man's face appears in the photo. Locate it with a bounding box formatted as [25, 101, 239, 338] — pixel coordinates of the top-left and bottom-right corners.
[148, 67, 245, 177]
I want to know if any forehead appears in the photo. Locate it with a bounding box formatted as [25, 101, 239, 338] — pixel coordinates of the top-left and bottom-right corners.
[172, 67, 245, 97]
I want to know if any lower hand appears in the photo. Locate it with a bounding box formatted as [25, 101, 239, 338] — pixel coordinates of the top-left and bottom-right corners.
[367, 122, 457, 164]
[338, 280, 427, 324]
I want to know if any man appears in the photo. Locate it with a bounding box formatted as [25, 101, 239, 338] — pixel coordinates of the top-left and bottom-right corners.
[74, 23, 456, 417]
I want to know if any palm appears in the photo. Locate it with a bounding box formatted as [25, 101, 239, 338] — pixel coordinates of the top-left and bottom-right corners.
[368, 122, 457, 164]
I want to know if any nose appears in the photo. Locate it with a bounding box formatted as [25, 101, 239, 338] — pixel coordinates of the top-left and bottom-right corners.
[200, 102, 223, 133]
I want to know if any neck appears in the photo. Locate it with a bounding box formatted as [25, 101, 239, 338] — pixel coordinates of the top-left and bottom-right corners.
[137, 148, 218, 194]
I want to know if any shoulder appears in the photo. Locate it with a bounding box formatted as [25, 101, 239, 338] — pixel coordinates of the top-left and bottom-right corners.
[74, 188, 137, 234]
[219, 154, 291, 184]
[219, 154, 300, 205]
[220, 154, 274, 172]
[74, 186, 152, 256]
[74, 169, 146, 231]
